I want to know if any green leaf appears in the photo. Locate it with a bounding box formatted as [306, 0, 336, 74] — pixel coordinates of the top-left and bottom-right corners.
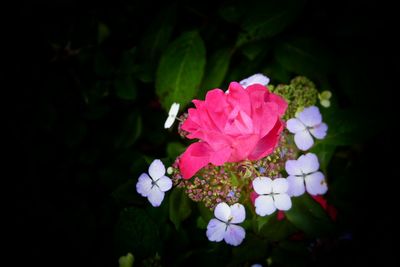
[114, 75, 137, 100]
[169, 188, 192, 230]
[241, 41, 270, 61]
[237, 0, 305, 47]
[310, 142, 337, 172]
[114, 112, 142, 149]
[139, 6, 176, 63]
[257, 215, 297, 241]
[274, 37, 332, 80]
[199, 48, 231, 98]
[285, 194, 335, 237]
[156, 31, 206, 109]
[166, 142, 185, 160]
[98, 22, 110, 44]
[118, 253, 134, 267]
[262, 60, 291, 83]
[114, 207, 160, 258]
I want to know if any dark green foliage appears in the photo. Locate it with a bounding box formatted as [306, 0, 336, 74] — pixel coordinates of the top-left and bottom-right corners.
[24, 1, 396, 266]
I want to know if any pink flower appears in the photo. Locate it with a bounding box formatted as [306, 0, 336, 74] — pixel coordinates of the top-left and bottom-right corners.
[179, 82, 287, 179]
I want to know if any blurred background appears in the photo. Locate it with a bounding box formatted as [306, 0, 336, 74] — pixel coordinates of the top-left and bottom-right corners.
[14, 0, 397, 266]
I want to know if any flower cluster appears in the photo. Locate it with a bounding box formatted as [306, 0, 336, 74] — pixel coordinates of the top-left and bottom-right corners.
[136, 74, 332, 246]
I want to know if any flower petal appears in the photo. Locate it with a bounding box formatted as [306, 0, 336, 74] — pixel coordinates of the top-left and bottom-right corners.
[272, 178, 289, 194]
[147, 187, 165, 207]
[179, 142, 212, 179]
[287, 175, 305, 197]
[230, 203, 246, 224]
[206, 218, 226, 242]
[136, 173, 152, 197]
[297, 106, 322, 127]
[164, 116, 176, 129]
[240, 73, 270, 88]
[214, 202, 231, 222]
[148, 159, 166, 180]
[169, 102, 180, 116]
[310, 123, 328, 139]
[285, 160, 302, 176]
[298, 153, 319, 174]
[255, 195, 276, 216]
[224, 224, 246, 246]
[305, 172, 328, 195]
[286, 118, 306, 133]
[274, 193, 292, 211]
[156, 176, 172, 192]
[252, 177, 272, 195]
[294, 130, 314, 151]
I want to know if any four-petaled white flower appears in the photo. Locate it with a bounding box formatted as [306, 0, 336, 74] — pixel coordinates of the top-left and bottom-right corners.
[206, 202, 246, 246]
[164, 102, 180, 129]
[286, 106, 328, 150]
[136, 159, 172, 207]
[285, 153, 328, 196]
[253, 177, 292, 216]
[240, 73, 270, 88]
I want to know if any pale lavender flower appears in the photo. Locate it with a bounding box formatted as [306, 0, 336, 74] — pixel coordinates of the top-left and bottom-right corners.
[285, 153, 328, 196]
[136, 159, 172, 207]
[253, 177, 292, 216]
[239, 73, 270, 88]
[286, 106, 327, 150]
[206, 202, 246, 246]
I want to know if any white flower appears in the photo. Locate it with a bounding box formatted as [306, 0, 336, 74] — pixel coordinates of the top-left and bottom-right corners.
[136, 159, 172, 207]
[285, 153, 328, 197]
[240, 73, 270, 88]
[226, 73, 270, 94]
[252, 177, 292, 216]
[251, 265, 262, 267]
[286, 106, 328, 150]
[206, 202, 246, 246]
[164, 102, 180, 129]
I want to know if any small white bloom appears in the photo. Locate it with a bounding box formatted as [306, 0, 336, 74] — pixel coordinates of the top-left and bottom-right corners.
[206, 202, 246, 246]
[240, 73, 270, 88]
[286, 106, 328, 150]
[136, 159, 172, 207]
[253, 177, 292, 216]
[251, 264, 263, 267]
[164, 102, 180, 129]
[285, 153, 328, 197]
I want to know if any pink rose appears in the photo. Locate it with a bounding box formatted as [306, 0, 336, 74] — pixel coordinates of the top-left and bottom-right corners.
[179, 82, 287, 179]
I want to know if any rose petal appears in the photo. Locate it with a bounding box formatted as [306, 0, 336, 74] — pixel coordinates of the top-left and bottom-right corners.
[214, 202, 231, 222]
[298, 153, 320, 174]
[248, 120, 283, 161]
[274, 193, 292, 211]
[294, 130, 314, 151]
[252, 177, 272, 195]
[148, 159, 166, 180]
[255, 195, 276, 216]
[287, 175, 305, 197]
[230, 203, 246, 224]
[147, 187, 165, 207]
[156, 176, 172, 192]
[224, 224, 246, 246]
[297, 106, 322, 127]
[310, 123, 328, 139]
[206, 218, 226, 242]
[305, 172, 328, 195]
[272, 178, 289, 194]
[179, 142, 212, 179]
[286, 118, 306, 133]
[136, 173, 152, 197]
[226, 82, 252, 117]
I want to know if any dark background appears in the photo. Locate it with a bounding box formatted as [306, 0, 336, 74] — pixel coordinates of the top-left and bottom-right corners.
[13, 0, 397, 266]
